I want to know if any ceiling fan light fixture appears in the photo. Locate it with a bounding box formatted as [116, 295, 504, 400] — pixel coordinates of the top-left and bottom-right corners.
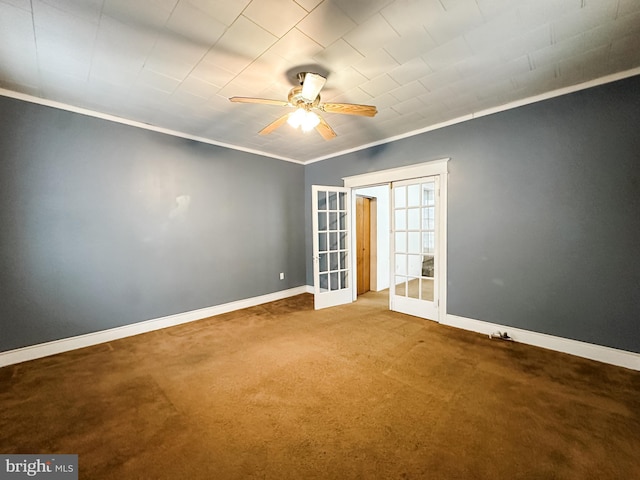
[288, 108, 319, 132]
[301, 111, 320, 132]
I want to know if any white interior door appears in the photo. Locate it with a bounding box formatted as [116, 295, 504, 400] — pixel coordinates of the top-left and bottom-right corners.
[390, 176, 440, 320]
[312, 185, 353, 310]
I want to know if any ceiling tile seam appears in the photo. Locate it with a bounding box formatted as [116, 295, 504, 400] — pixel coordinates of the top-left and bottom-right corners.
[30, 0, 41, 91]
[203, 14, 282, 94]
[158, 2, 256, 96]
[84, 1, 111, 86]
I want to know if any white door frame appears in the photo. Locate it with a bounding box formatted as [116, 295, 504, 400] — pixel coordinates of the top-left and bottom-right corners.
[343, 159, 449, 323]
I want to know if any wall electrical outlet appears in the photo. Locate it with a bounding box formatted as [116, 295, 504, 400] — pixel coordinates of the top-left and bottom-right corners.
[279, 272, 285, 280]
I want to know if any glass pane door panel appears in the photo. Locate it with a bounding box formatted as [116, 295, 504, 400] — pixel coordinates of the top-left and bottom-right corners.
[329, 192, 337, 210]
[395, 186, 406, 208]
[423, 207, 434, 230]
[395, 232, 406, 253]
[318, 212, 327, 231]
[423, 232, 434, 255]
[329, 212, 337, 229]
[423, 184, 435, 206]
[408, 232, 421, 253]
[408, 278, 420, 299]
[395, 254, 407, 275]
[330, 252, 339, 270]
[408, 208, 420, 229]
[312, 185, 352, 309]
[318, 191, 327, 209]
[408, 184, 420, 206]
[330, 271, 339, 290]
[319, 232, 327, 251]
[329, 232, 338, 250]
[422, 278, 434, 301]
[395, 209, 406, 230]
[391, 176, 439, 320]
[408, 254, 422, 277]
[319, 253, 328, 272]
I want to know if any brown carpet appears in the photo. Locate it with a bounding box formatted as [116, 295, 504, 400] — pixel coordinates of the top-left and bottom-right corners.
[1, 291, 639, 479]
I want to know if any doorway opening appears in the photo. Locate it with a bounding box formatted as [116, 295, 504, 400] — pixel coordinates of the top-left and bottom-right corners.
[354, 185, 390, 298]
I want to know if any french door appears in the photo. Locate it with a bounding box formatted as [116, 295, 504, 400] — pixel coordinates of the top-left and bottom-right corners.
[390, 176, 440, 320]
[312, 185, 353, 309]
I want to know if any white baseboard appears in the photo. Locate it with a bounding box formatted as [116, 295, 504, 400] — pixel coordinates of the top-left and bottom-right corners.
[4, 289, 637, 372]
[0, 286, 309, 368]
[444, 314, 640, 371]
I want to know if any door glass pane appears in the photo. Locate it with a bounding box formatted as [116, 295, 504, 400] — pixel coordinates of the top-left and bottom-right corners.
[329, 192, 337, 210]
[330, 252, 339, 270]
[408, 232, 420, 253]
[339, 192, 346, 210]
[408, 184, 420, 207]
[318, 212, 327, 231]
[339, 211, 347, 230]
[319, 253, 328, 273]
[394, 186, 406, 208]
[408, 254, 422, 277]
[408, 277, 420, 299]
[329, 231, 338, 250]
[422, 255, 434, 277]
[395, 232, 406, 253]
[340, 251, 347, 269]
[422, 278, 434, 301]
[422, 207, 434, 230]
[422, 183, 435, 206]
[407, 208, 420, 230]
[339, 231, 347, 249]
[320, 273, 328, 291]
[340, 270, 348, 288]
[319, 232, 327, 252]
[329, 212, 338, 230]
[396, 253, 407, 275]
[395, 209, 406, 230]
[423, 232, 434, 254]
[330, 272, 339, 290]
[318, 191, 327, 210]
[395, 276, 406, 296]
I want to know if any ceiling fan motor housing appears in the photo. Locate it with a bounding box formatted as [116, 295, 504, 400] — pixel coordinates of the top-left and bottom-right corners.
[288, 86, 320, 109]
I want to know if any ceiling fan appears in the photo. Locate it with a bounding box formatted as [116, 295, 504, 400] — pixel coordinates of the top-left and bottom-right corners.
[229, 72, 377, 140]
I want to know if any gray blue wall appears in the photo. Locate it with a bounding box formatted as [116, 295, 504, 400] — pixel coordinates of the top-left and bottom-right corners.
[2, 75, 639, 356]
[0, 96, 305, 352]
[305, 75, 640, 354]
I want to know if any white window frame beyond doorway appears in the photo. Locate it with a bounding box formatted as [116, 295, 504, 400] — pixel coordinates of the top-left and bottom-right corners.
[343, 158, 449, 323]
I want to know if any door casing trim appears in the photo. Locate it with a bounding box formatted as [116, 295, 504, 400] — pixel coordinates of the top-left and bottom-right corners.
[343, 159, 449, 322]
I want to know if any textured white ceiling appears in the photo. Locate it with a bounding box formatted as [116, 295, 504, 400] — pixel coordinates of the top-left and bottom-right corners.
[1, 0, 639, 163]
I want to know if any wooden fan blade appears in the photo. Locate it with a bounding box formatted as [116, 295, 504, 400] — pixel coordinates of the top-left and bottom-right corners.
[229, 96, 289, 107]
[315, 115, 337, 141]
[259, 113, 291, 135]
[319, 102, 377, 117]
[301, 73, 326, 102]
